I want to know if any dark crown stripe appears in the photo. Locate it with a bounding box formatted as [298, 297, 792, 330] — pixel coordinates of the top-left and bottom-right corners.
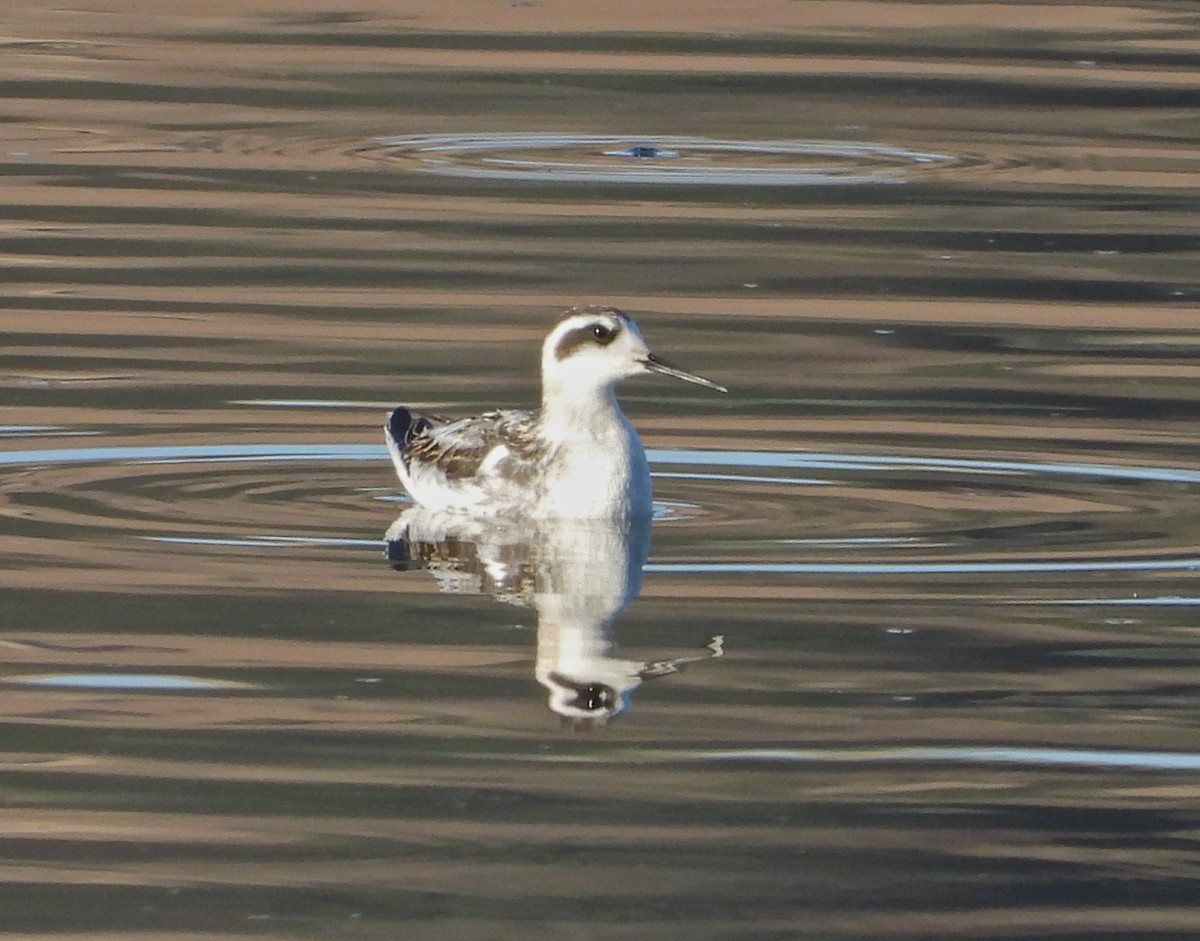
[558, 304, 625, 321]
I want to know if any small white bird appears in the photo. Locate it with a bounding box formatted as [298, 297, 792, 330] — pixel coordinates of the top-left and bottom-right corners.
[385, 305, 727, 518]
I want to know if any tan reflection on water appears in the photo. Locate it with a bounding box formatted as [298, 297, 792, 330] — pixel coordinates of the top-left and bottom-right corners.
[4, 1, 1200, 938]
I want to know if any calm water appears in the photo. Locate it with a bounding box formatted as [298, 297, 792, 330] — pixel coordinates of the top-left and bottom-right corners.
[4, 3, 1200, 938]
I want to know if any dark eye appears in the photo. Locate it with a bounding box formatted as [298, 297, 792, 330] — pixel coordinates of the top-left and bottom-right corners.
[577, 684, 616, 711]
[591, 323, 616, 344]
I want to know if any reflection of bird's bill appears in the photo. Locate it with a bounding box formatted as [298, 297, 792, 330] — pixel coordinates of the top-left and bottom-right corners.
[643, 353, 728, 393]
[638, 634, 726, 679]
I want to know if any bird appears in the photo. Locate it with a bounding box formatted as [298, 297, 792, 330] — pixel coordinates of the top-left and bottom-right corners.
[385, 305, 726, 519]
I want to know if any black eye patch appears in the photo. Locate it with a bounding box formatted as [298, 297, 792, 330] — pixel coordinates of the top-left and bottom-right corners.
[553, 320, 621, 360]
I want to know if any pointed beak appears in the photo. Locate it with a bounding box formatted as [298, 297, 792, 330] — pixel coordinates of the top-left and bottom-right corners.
[643, 353, 728, 393]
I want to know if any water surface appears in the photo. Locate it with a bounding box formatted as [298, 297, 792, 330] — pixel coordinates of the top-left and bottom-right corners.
[3, 3, 1200, 939]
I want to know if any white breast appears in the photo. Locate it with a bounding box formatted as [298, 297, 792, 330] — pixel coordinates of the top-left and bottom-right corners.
[534, 414, 651, 518]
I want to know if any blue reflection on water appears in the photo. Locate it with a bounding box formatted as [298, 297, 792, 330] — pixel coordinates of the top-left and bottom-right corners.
[9, 673, 246, 690]
[698, 747, 1200, 771]
[648, 558, 1200, 575]
[0, 444, 383, 465]
[535, 746, 1200, 771]
[147, 535, 379, 548]
[1035, 596, 1200, 605]
[655, 449, 1200, 484]
[653, 471, 829, 486]
[3, 442, 1198, 487]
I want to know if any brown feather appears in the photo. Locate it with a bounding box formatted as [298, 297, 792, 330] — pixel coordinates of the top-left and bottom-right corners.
[405, 409, 544, 481]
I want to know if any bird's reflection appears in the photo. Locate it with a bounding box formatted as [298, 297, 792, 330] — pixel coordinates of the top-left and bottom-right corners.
[386, 508, 722, 727]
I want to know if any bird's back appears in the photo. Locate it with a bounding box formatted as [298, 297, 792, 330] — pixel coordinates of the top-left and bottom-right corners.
[386, 406, 543, 514]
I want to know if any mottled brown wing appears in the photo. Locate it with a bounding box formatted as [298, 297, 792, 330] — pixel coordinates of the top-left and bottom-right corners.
[407, 409, 542, 481]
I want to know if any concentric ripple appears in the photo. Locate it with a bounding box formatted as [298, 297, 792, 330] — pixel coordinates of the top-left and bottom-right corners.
[361, 133, 955, 186]
[2, 441, 1198, 596]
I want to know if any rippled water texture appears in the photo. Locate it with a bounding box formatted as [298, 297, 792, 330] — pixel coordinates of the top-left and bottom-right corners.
[4, 3, 1200, 939]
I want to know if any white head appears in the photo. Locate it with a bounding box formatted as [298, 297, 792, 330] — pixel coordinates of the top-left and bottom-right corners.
[540, 306, 727, 401]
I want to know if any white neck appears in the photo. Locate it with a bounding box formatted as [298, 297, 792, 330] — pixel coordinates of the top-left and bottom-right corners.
[534, 376, 650, 518]
[540, 377, 626, 442]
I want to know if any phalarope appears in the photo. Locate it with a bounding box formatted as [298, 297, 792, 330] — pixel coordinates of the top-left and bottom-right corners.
[385, 305, 726, 518]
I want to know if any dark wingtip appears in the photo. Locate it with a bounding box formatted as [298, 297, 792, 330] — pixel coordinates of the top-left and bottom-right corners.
[387, 407, 413, 446]
[385, 533, 416, 570]
[388, 403, 417, 451]
[387, 407, 432, 453]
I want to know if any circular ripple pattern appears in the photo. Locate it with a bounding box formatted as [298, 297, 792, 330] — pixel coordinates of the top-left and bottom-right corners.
[69, 128, 1200, 193]
[361, 133, 958, 186]
[1, 444, 382, 541]
[2, 443, 1199, 596]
